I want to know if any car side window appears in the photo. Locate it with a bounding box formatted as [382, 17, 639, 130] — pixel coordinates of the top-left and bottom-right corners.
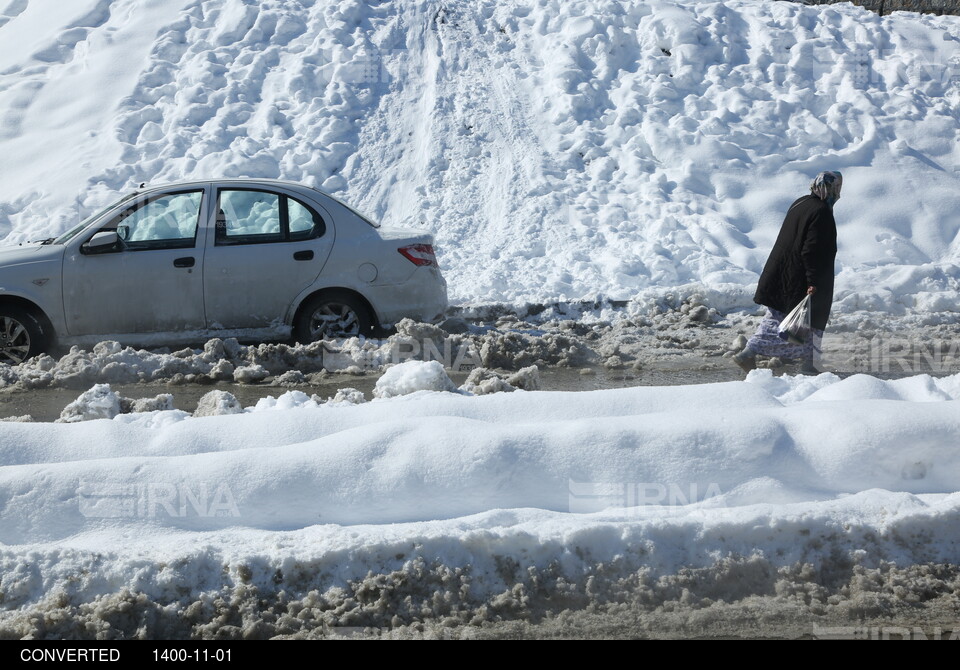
[217, 190, 283, 244]
[216, 189, 324, 245]
[105, 191, 203, 250]
[288, 198, 320, 240]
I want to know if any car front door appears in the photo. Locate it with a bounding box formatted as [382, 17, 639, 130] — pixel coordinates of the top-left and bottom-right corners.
[61, 187, 210, 336]
[201, 186, 334, 330]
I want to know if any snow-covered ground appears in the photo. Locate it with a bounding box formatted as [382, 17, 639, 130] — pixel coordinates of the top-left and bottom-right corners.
[1, 0, 959, 314]
[1, 364, 960, 637]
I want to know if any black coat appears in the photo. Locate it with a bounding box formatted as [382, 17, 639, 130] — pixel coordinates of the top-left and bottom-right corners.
[754, 195, 837, 331]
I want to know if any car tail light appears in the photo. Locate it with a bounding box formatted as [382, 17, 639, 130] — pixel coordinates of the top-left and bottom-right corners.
[398, 244, 438, 267]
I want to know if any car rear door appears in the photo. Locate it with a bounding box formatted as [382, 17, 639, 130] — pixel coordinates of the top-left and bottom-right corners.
[61, 187, 210, 336]
[201, 185, 334, 329]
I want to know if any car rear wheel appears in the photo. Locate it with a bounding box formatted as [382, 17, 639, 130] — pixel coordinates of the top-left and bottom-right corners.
[0, 308, 45, 365]
[295, 293, 375, 342]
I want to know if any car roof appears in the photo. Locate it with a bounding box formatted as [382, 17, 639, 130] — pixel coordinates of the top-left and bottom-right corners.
[137, 178, 323, 193]
[131, 178, 380, 228]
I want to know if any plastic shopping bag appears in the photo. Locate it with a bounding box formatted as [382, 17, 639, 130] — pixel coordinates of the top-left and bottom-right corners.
[778, 295, 811, 345]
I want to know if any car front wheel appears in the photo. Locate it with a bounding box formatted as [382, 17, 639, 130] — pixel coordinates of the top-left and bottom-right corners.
[295, 293, 374, 343]
[0, 307, 45, 365]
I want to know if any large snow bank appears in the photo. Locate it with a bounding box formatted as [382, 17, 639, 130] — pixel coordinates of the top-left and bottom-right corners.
[1, 0, 959, 314]
[2, 372, 960, 635]
[2, 374, 960, 544]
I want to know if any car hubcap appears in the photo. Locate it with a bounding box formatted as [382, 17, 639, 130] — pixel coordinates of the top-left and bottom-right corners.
[0, 316, 31, 365]
[308, 303, 361, 340]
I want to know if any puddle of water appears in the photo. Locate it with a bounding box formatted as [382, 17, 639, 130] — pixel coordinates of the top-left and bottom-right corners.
[0, 364, 749, 423]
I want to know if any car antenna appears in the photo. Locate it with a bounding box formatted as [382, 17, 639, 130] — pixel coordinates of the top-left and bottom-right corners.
[138, 182, 146, 189]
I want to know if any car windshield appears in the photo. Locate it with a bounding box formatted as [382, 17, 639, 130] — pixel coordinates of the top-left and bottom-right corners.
[52, 191, 139, 244]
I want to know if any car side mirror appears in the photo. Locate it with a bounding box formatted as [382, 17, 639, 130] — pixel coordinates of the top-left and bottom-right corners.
[81, 231, 121, 254]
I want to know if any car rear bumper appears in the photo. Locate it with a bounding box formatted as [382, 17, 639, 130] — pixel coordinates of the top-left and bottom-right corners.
[368, 267, 448, 326]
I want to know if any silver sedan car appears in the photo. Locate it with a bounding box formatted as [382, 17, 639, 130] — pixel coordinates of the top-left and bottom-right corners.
[0, 179, 448, 364]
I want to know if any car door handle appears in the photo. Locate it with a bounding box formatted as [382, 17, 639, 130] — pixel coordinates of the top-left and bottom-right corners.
[173, 257, 195, 268]
[294, 250, 314, 261]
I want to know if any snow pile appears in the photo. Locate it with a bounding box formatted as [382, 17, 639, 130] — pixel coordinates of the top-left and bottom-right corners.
[746, 369, 960, 404]
[329, 387, 366, 404]
[373, 360, 459, 398]
[57, 384, 179, 422]
[3, 511, 960, 640]
[0, 415, 33, 423]
[122, 394, 175, 414]
[250, 391, 320, 412]
[459, 365, 541, 395]
[232, 364, 269, 384]
[3, 372, 960, 635]
[271, 370, 307, 386]
[459, 368, 516, 395]
[2, 375, 960, 540]
[0, 324, 575, 389]
[1, 339, 246, 389]
[194, 390, 243, 417]
[57, 384, 122, 423]
[0, 0, 959, 314]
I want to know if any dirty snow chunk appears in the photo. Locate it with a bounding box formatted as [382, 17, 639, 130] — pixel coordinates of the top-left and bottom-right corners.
[506, 365, 541, 391]
[209, 360, 235, 381]
[201, 338, 226, 362]
[233, 365, 269, 384]
[460, 365, 541, 394]
[272, 370, 307, 386]
[92, 341, 124, 357]
[687, 305, 711, 323]
[194, 391, 243, 417]
[131, 395, 175, 414]
[0, 415, 33, 422]
[330, 388, 366, 404]
[479, 331, 592, 369]
[603, 356, 624, 369]
[459, 368, 516, 395]
[394, 318, 446, 341]
[373, 361, 458, 399]
[57, 384, 121, 423]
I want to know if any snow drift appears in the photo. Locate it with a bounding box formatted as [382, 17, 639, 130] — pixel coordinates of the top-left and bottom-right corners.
[2, 374, 960, 545]
[2, 373, 960, 637]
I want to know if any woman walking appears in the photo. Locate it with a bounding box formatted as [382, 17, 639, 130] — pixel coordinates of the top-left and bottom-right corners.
[734, 171, 841, 374]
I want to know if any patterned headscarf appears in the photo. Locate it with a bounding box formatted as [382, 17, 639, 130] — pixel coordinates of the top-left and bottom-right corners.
[810, 171, 843, 205]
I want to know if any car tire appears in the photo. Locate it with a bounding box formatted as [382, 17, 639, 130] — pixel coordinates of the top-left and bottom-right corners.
[294, 292, 375, 343]
[0, 306, 46, 365]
